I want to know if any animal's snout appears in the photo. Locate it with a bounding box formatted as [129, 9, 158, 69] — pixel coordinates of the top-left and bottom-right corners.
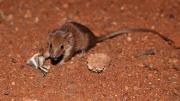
[51, 51, 62, 59]
[51, 54, 58, 59]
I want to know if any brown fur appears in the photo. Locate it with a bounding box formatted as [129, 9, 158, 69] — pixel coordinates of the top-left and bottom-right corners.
[47, 21, 178, 63]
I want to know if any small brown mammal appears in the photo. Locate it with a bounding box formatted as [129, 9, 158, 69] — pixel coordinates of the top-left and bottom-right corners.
[44, 21, 178, 64]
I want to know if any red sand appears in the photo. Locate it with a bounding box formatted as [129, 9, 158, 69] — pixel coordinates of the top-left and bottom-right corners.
[0, 0, 179, 101]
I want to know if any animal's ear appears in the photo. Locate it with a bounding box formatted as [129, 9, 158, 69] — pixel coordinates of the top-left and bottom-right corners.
[65, 32, 73, 43]
[48, 31, 52, 41]
[65, 32, 73, 39]
[48, 29, 62, 39]
[48, 30, 54, 39]
[48, 30, 56, 36]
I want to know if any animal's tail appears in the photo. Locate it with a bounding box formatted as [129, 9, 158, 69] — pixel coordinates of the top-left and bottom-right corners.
[96, 28, 179, 49]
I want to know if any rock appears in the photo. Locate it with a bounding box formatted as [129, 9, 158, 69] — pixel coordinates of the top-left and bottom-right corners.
[11, 82, 15, 85]
[87, 53, 111, 73]
[34, 17, 39, 23]
[127, 36, 132, 42]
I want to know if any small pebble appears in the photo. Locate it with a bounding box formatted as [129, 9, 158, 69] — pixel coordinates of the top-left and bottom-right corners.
[127, 36, 132, 42]
[120, 6, 125, 10]
[17, 54, 21, 58]
[34, 17, 39, 23]
[160, 13, 165, 17]
[6, 14, 13, 21]
[11, 82, 15, 85]
[151, 26, 155, 29]
[30, 76, 34, 79]
[15, 27, 19, 31]
[125, 86, 129, 91]
[112, 21, 117, 26]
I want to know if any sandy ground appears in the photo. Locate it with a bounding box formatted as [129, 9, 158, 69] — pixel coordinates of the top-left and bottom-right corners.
[0, 0, 180, 101]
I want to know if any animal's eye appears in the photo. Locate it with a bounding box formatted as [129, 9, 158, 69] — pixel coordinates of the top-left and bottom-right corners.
[60, 45, 64, 49]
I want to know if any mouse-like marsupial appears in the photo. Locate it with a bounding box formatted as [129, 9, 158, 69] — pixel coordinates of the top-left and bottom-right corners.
[42, 21, 179, 64]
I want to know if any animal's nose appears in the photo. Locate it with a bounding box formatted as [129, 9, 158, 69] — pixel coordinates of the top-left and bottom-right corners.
[51, 54, 57, 59]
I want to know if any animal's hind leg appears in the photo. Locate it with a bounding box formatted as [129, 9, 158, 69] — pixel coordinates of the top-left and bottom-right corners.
[78, 47, 89, 58]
